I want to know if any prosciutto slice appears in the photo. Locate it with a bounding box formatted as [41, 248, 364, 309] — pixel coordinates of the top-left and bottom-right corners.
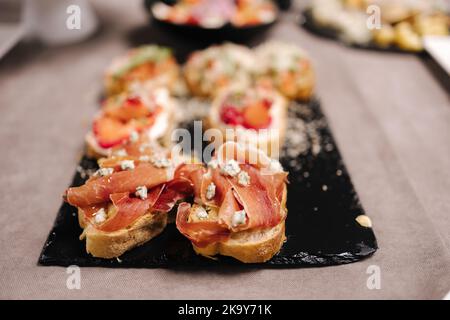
[176, 202, 230, 248]
[66, 163, 169, 207]
[217, 189, 241, 228]
[225, 164, 285, 230]
[175, 161, 287, 244]
[96, 187, 163, 232]
[152, 178, 194, 212]
[174, 163, 205, 201]
[78, 178, 193, 232]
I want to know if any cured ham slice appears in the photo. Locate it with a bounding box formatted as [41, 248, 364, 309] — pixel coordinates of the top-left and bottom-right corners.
[174, 163, 205, 201]
[96, 187, 163, 232]
[214, 141, 272, 170]
[152, 178, 194, 212]
[77, 177, 192, 232]
[204, 169, 231, 206]
[79, 204, 107, 221]
[66, 163, 170, 207]
[217, 189, 242, 229]
[174, 154, 287, 245]
[176, 202, 230, 248]
[259, 171, 288, 203]
[226, 164, 284, 230]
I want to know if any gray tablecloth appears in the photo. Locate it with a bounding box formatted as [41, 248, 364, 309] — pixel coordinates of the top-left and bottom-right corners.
[0, 0, 449, 299]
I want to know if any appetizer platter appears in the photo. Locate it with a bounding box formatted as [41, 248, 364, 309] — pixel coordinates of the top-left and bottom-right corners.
[145, 0, 278, 37]
[303, 0, 450, 53]
[39, 42, 377, 268]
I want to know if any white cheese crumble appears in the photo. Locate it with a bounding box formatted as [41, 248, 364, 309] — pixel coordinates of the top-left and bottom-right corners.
[129, 130, 139, 143]
[269, 159, 283, 173]
[232, 210, 246, 227]
[196, 206, 209, 220]
[120, 160, 135, 171]
[237, 171, 250, 186]
[203, 170, 212, 179]
[151, 156, 171, 168]
[93, 167, 114, 177]
[93, 208, 107, 224]
[139, 143, 153, 153]
[139, 155, 151, 162]
[114, 149, 128, 157]
[207, 159, 219, 169]
[206, 182, 216, 200]
[220, 159, 241, 177]
[135, 186, 148, 200]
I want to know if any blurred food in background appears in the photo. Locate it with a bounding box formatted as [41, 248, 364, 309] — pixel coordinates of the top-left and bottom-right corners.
[207, 84, 288, 156]
[151, 0, 278, 29]
[105, 45, 180, 96]
[308, 0, 450, 51]
[184, 43, 257, 97]
[183, 42, 315, 101]
[256, 41, 315, 101]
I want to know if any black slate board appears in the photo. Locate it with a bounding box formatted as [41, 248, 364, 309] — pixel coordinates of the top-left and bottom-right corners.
[38, 98, 378, 268]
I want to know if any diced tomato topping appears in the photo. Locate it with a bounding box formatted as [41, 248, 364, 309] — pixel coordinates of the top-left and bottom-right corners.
[125, 97, 141, 107]
[186, 16, 200, 25]
[93, 117, 134, 148]
[104, 97, 151, 122]
[220, 105, 244, 126]
[242, 102, 272, 129]
[262, 98, 273, 109]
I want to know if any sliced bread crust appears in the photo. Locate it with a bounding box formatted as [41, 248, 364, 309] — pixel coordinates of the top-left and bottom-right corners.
[189, 184, 288, 263]
[206, 89, 288, 158]
[78, 208, 167, 259]
[193, 221, 286, 263]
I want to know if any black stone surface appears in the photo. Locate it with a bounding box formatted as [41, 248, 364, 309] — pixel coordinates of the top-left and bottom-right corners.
[38, 98, 378, 268]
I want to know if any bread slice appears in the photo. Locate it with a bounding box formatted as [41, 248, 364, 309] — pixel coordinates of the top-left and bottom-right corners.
[255, 41, 315, 101]
[78, 207, 167, 259]
[206, 87, 288, 158]
[85, 131, 110, 159]
[193, 221, 286, 263]
[187, 184, 287, 263]
[84, 113, 175, 160]
[85, 87, 176, 159]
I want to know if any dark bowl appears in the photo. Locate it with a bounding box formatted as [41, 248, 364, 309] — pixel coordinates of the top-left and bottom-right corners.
[144, 0, 278, 42]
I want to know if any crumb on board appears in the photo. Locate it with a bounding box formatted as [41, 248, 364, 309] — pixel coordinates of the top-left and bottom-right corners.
[356, 215, 372, 228]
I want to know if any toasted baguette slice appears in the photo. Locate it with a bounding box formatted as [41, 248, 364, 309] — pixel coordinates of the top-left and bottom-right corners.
[78, 208, 167, 259]
[193, 220, 286, 263]
[85, 87, 175, 159]
[255, 41, 315, 101]
[85, 116, 175, 160]
[206, 86, 287, 158]
[104, 45, 180, 96]
[187, 182, 287, 263]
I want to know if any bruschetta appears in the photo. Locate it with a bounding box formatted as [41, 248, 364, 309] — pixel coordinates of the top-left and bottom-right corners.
[152, 0, 277, 28]
[256, 41, 315, 101]
[184, 43, 257, 98]
[65, 139, 193, 259]
[104, 45, 180, 96]
[207, 85, 287, 157]
[175, 141, 288, 263]
[231, 0, 277, 27]
[86, 86, 174, 159]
